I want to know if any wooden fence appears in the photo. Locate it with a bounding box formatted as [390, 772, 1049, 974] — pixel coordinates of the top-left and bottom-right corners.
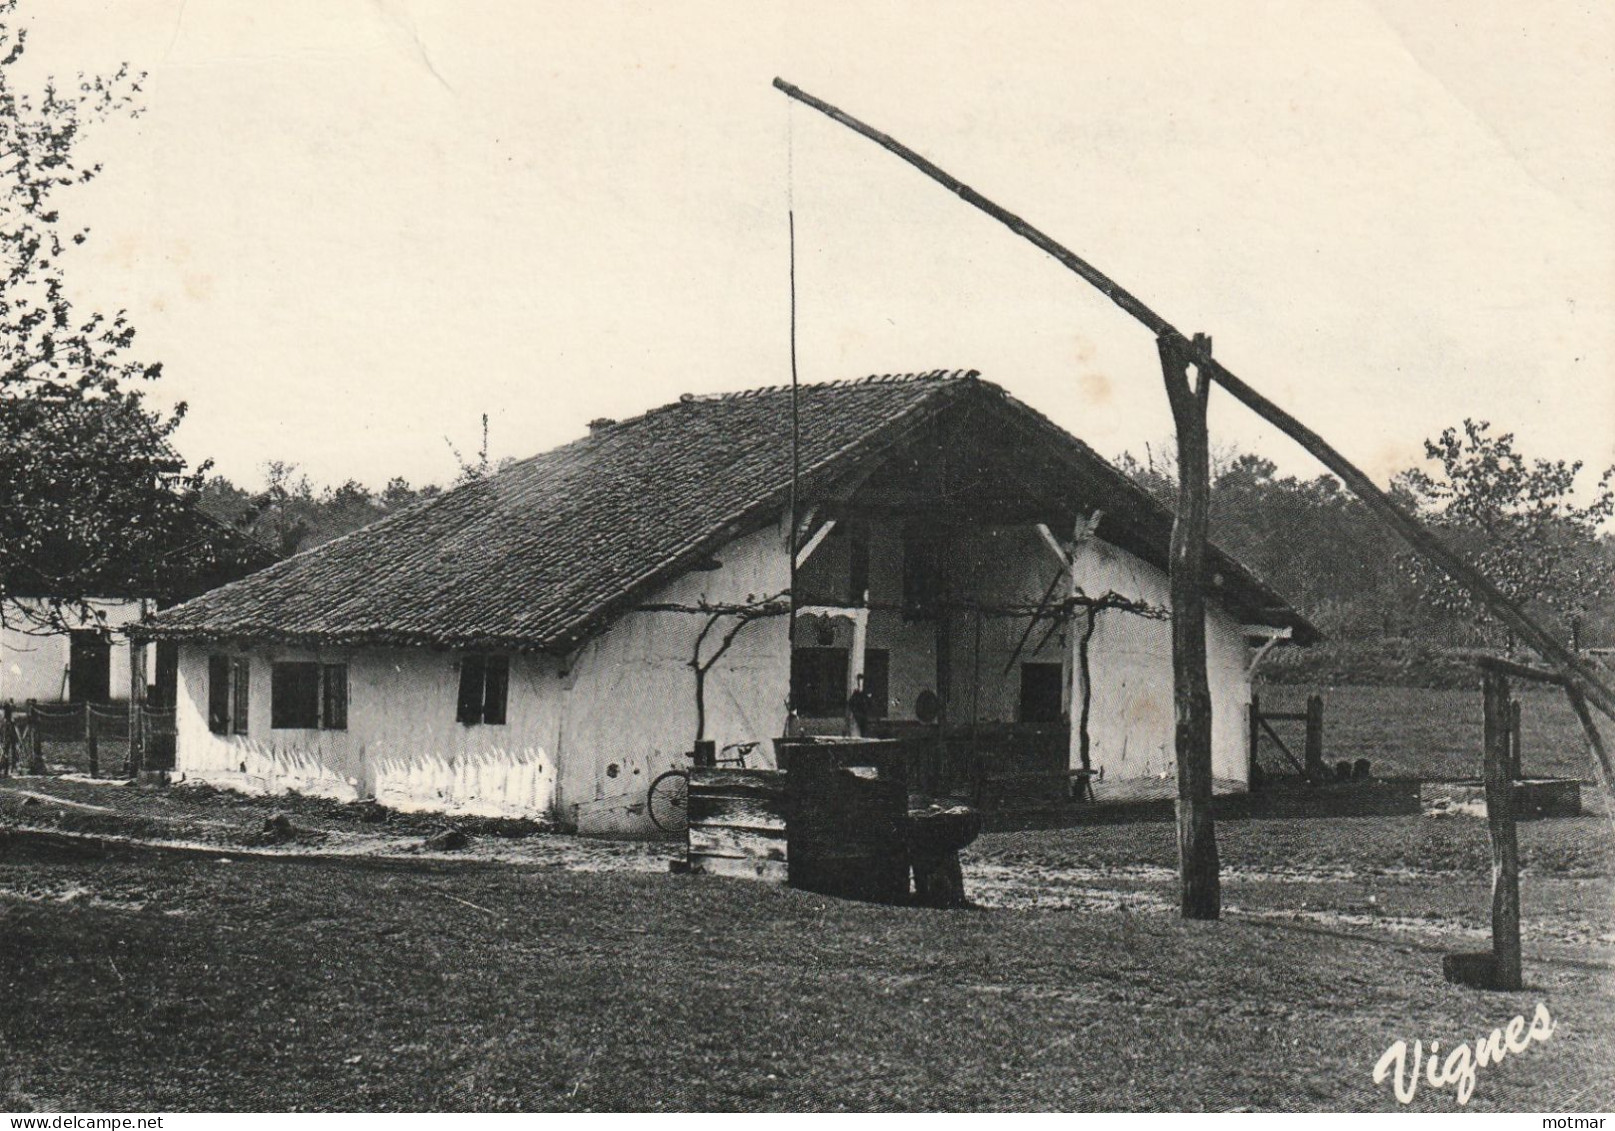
[0, 701, 177, 778]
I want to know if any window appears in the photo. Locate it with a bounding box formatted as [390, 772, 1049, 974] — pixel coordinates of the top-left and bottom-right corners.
[1019, 662, 1065, 724]
[456, 655, 509, 725]
[207, 655, 250, 735]
[270, 662, 348, 730]
[902, 529, 945, 619]
[791, 647, 847, 717]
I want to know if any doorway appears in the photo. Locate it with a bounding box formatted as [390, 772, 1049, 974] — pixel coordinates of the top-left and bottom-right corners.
[67, 630, 112, 703]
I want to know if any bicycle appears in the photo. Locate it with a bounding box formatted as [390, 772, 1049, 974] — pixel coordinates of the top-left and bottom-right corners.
[646, 741, 759, 834]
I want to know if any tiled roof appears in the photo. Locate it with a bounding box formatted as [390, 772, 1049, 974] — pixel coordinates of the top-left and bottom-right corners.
[137, 372, 1318, 649]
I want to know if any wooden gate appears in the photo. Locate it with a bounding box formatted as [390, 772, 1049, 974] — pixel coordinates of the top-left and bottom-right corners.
[1248, 693, 1324, 783]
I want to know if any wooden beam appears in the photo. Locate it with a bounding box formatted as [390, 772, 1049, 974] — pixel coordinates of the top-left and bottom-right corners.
[1244, 626, 1292, 678]
[1035, 523, 1072, 570]
[772, 77, 1615, 726]
[1161, 332, 1220, 921]
[1563, 684, 1615, 805]
[1474, 655, 1566, 686]
[794, 518, 837, 568]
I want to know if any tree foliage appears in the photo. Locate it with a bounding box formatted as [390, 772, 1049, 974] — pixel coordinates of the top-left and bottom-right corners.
[1394, 419, 1614, 645]
[0, 2, 211, 627]
[1117, 421, 1615, 648]
[200, 465, 440, 558]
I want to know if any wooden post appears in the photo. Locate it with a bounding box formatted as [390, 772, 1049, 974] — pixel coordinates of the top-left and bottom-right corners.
[1160, 332, 1220, 920]
[1562, 685, 1615, 804]
[1482, 669, 1523, 990]
[1, 702, 13, 776]
[1304, 694, 1324, 783]
[86, 706, 99, 778]
[1508, 697, 1523, 781]
[27, 699, 43, 774]
[846, 609, 870, 736]
[127, 636, 148, 777]
[1248, 693, 1261, 781]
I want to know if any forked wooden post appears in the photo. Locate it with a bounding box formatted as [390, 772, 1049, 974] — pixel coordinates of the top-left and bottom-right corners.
[1446, 669, 1525, 989]
[1483, 669, 1523, 989]
[1160, 332, 1220, 920]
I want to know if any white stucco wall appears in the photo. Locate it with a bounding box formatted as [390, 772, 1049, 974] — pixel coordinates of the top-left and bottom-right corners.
[1071, 538, 1253, 797]
[1, 598, 146, 703]
[555, 521, 791, 834]
[171, 519, 792, 835]
[174, 643, 564, 818]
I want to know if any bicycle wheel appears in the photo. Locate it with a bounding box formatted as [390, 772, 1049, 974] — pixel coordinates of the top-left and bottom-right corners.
[647, 769, 690, 834]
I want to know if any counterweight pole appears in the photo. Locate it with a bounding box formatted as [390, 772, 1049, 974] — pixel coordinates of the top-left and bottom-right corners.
[770, 76, 1615, 725]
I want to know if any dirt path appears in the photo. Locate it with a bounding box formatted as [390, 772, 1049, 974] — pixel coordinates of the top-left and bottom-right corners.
[5, 776, 1611, 957]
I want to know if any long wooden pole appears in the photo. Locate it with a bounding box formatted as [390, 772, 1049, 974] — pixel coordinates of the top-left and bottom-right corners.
[770, 77, 1615, 726]
[1564, 685, 1615, 806]
[1160, 332, 1220, 919]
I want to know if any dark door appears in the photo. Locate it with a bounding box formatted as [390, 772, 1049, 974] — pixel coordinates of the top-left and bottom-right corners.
[1018, 662, 1064, 724]
[68, 630, 112, 703]
[152, 641, 180, 708]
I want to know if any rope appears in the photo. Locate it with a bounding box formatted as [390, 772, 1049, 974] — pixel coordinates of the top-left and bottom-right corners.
[30, 703, 86, 718]
[785, 95, 801, 718]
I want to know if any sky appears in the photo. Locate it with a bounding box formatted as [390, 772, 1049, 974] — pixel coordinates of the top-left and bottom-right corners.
[16, 0, 1615, 495]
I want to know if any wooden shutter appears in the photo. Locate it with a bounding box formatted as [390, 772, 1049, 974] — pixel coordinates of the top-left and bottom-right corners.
[207, 655, 230, 734]
[231, 658, 250, 734]
[321, 664, 348, 730]
[456, 655, 486, 725]
[481, 656, 509, 725]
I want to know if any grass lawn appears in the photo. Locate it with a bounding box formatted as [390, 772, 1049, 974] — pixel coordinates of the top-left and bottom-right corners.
[2, 814, 1611, 1113]
[1256, 684, 1598, 782]
[2, 680, 1612, 1113]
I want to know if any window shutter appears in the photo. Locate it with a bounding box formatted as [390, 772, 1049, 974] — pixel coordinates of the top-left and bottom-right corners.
[231, 658, 250, 734]
[207, 655, 230, 734]
[482, 656, 509, 725]
[322, 664, 348, 730]
[456, 655, 486, 725]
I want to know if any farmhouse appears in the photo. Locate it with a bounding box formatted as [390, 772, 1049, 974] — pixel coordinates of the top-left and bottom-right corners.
[135, 372, 1316, 834]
